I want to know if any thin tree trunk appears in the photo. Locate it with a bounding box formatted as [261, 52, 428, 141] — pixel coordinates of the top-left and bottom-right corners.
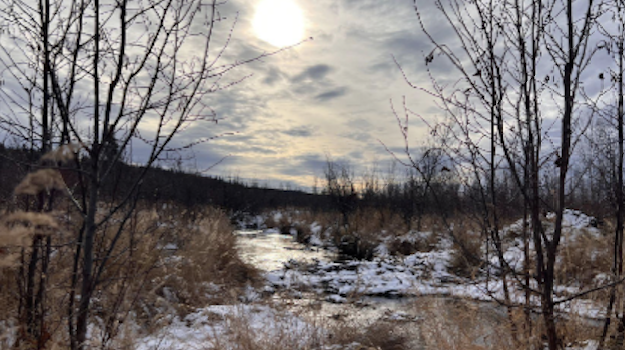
[75, 184, 98, 349]
[75, 0, 101, 346]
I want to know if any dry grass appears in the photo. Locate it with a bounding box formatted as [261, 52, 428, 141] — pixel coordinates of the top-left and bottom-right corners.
[417, 297, 517, 350]
[349, 208, 409, 235]
[0, 156, 243, 348]
[413, 297, 600, 350]
[201, 299, 409, 350]
[94, 205, 259, 338]
[0, 200, 259, 349]
[556, 229, 612, 288]
[40, 143, 82, 164]
[387, 231, 439, 255]
[14, 169, 66, 196]
[263, 207, 416, 259]
[414, 293, 602, 350]
[447, 223, 484, 279]
[416, 297, 599, 350]
[327, 318, 408, 350]
[206, 306, 324, 350]
[156, 207, 259, 307]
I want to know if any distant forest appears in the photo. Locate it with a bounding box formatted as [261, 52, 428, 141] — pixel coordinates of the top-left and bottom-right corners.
[0, 143, 613, 226]
[0, 144, 327, 214]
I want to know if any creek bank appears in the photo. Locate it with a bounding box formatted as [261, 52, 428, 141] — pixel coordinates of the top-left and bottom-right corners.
[239, 210, 607, 321]
[135, 211, 606, 350]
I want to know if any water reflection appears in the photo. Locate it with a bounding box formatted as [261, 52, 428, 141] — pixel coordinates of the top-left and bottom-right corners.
[235, 230, 335, 271]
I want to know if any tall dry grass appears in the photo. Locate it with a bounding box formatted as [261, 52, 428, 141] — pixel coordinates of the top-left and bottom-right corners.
[446, 222, 484, 279]
[201, 300, 409, 350]
[88, 205, 259, 347]
[416, 297, 600, 350]
[0, 201, 258, 349]
[262, 207, 447, 259]
[0, 144, 260, 349]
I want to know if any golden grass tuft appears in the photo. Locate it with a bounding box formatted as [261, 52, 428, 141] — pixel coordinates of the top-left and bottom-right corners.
[14, 169, 66, 196]
[447, 223, 484, 279]
[82, 205, 260, 340]
[413, 295, 602, 350]
[417, 297, 519, 350]
[167, 208, 260, 306]
[0, 211, 60, 268]
[557, 229, 612, 288]
[327, 317, 408, 350]
[40, 143, 83, 164]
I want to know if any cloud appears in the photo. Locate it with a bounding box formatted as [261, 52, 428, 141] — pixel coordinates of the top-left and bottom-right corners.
[0, 0, 452, 189]
[297, 153, 328, 171]
[292, 64, 334, 82]
[315, 87, 348, 102]
[281, 126, 314, 137]
[262, 66, 288, 86]
[342, 131, 371, 142]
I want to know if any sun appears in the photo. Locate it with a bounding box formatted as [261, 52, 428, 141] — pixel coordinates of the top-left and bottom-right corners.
[253, 0, 304, 47]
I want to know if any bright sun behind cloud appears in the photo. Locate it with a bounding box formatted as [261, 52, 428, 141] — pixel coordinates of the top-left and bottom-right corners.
[253, 0, 304, 47]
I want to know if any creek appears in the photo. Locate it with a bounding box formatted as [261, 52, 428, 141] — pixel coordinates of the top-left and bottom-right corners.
[235, 229, 513, 349]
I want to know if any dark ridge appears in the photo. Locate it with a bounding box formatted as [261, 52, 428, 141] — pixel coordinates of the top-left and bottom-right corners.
[0, 144, 330, 214]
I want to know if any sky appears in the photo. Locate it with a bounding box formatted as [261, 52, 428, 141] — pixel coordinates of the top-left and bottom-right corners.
[175, 0, 444, 189]
[0, 0, 610, 191]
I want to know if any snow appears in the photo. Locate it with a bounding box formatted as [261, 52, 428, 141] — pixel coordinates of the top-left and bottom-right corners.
[141, 209, 608, 349]
[261, 209, 607, 320]
[136, 304, 320, 350]
[566, 340, 598, 350]
[547, 209, 600, 232]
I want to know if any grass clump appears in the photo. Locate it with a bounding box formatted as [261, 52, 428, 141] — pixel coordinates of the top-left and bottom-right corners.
[556, 229, 611, 288]
[447, 224, 484, 279]
[327, 318, 408, 350]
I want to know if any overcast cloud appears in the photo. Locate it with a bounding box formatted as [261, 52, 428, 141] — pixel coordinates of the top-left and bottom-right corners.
[166, 0, 443, 189]
[2, 0, 608, 191]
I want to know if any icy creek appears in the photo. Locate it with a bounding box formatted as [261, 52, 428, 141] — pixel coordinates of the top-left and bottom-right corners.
[136, 216, 602, 350]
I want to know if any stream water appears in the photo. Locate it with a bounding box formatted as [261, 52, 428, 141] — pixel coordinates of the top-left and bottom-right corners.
[236, 229, 335, 271]
[235, 230, 513, 349]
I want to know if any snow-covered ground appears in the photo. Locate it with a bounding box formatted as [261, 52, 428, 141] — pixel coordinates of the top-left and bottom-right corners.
[137, 209, 608, 349]
[136, 304, 322, 350]
[253, 209, 604, 318]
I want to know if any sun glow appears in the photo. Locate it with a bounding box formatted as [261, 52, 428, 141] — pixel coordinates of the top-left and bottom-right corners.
[253, 0, 304, 47]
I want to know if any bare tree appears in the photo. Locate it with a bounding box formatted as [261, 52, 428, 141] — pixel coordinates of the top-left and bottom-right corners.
[391, 0, 603, 348]
[595, 1, 625, 347]
[324, 158, 358, 228]
[0, 0, 294, 348]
